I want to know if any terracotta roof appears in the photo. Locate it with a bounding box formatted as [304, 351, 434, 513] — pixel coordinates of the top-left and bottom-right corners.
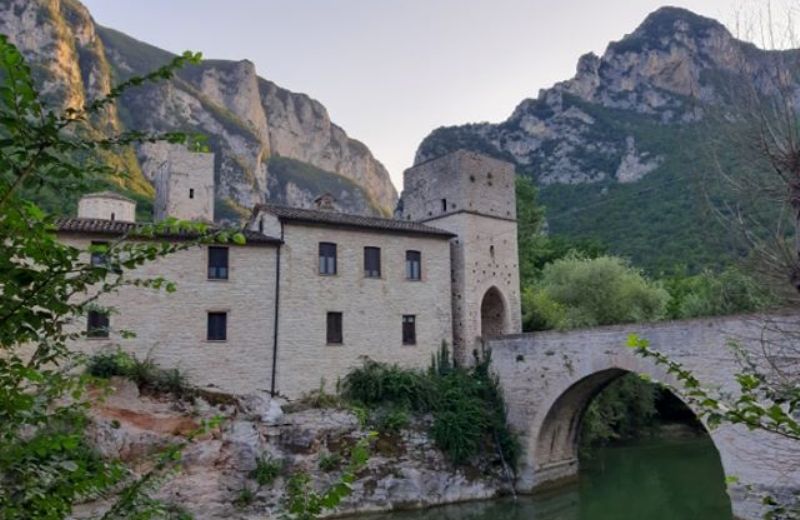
[55, 217, 282, 245]
[80, 191, 136, 203]
[253, 204, 456, 239]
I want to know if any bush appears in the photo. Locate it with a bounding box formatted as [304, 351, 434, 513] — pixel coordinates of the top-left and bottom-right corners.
[250, 455, 282, 486]
[664, 267, 775, 319]
[318, 451, 341, 472]
[339, 351, 519, 469]
[86, 349, 193, 399]
[523, 255, 670, 331]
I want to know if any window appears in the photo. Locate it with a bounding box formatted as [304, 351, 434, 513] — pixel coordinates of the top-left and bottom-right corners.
[364, 247, 381, 278]
[326, 312, 343, 344]
[110, 212, 115, 221]
[441, 198, 447, 212]
[406, 250, 421, 280]
[208, 246, 229, 280]
[402, 315, 416, 345]
[87, 310, 109, 338]
[189, 188, 195, 199]
[319, 242, 337, 275]
[91, 241, 109, 267]
[207, 312, 227, 341]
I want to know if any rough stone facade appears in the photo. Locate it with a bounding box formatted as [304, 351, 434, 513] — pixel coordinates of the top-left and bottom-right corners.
[489, 314, 800, 520]
[65, 236, 278, 396]
[77, 192, 136, 222]
[273, 223, 453, 398]
[402, 150, 522, 363]
[154, 145, 215, 223]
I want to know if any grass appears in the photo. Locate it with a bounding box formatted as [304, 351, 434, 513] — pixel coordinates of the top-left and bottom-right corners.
[249, 455, 282, 486]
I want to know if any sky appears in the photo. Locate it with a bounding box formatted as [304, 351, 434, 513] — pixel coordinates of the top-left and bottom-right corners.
[83, 0, 764, 189]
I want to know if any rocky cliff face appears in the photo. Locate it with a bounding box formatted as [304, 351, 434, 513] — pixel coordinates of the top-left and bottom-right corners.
[0, 0, 397, 218]
[416, 7, 797, 186]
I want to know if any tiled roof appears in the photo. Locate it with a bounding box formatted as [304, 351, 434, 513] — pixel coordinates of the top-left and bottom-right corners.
[254, 204, 456, 239]
[55, 217, 282, 245]
[80, 191, 136, 202]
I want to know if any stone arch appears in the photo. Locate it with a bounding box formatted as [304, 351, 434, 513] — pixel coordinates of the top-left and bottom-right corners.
[480, 286, 507, 339]
[531, 367, 725, 491]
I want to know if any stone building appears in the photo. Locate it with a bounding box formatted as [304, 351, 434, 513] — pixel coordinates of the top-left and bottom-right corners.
[58, 146, 521, 398]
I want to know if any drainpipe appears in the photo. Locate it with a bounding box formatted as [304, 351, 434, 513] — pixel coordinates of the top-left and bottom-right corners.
[270, 221, 283, 397]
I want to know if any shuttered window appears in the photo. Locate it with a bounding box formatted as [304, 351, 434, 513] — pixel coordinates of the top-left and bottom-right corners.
[87, 310, 109, 338]
[402, 315, 416, 345]
[406, 250, 421, 280]
[208, 246, 229, 280]
[327, 312, 343, 344]
[207, 312, 227, 341]
[319, 243, 337, 275]
[364, 247, 381, 278]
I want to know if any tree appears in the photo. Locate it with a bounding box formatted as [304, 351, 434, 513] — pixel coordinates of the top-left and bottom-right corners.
[0, 35, 239, 518]
[522, 255, 670, 331]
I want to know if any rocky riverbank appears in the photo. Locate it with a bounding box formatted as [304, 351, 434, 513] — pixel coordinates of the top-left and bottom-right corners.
[74, 378, 512, 519]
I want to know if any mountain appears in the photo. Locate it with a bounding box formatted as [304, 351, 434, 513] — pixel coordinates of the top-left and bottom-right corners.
[0, 0, 398, 218]
[414, 7, 797, 273]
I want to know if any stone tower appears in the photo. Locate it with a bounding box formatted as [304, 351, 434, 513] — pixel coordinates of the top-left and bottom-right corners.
[401, 150, 521, 364]
[154, 145, 215, 222]
[78, 191, 137, 222]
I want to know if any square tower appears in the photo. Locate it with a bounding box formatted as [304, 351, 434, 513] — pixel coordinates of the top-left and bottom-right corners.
[401, 150, 521, 364]
[154, 145, 215, 222]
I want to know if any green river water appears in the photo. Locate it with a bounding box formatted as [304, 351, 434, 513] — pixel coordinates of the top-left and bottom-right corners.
[358, 436, 733, 520]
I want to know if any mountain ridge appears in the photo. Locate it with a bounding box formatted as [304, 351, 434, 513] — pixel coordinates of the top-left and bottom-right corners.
[0, 0, 397, 218]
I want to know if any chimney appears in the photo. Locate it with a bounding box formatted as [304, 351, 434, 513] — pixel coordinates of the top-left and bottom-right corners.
[313, 193, 337, 211]
[154, 144, 215, 222]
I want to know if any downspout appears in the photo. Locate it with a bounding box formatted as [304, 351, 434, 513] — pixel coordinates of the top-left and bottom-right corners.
[270, 221, 284, 397]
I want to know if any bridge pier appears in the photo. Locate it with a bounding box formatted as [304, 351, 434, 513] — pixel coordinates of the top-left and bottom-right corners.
[490, 314, 800, 519]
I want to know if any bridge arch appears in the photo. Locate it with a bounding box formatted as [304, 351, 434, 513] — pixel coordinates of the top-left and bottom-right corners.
[480, 286, 508, 339]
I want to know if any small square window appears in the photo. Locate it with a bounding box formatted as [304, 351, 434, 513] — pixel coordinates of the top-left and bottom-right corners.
[207, 312, 227, 341]
[189, 188, 195, 199]
[406, 250, 421, 280]
[319, 243, 337, 275]
[87, 310, 109, 338]
[364, 247, 381, 278]
[208, 246, 229, 280]
[327, 312, 343, 344]
[402, 315, 416, 345]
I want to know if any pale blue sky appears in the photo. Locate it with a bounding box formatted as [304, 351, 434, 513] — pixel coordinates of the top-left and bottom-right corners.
[84, 0, 764, 188]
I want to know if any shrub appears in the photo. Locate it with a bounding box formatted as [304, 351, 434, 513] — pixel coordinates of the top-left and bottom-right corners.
[86, 349, 193, 400]
[524, 255, 670, 330]
[373, 406, 410, 434]
[283, 379, 343, 412]
[250, 455, 282, 486]
[233, 486, 255, 508]
[318, 451, 341, 472]
[86, 348, 136, 378]
[664, 267, 775, 319]
[340, 360, 433, 411]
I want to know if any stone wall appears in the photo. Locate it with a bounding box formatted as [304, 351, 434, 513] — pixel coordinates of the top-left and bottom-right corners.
[489, 314, 800, 520]
[154, 146, 215, 222]
[274, 223, 453, 398]
[64, 235, 278, 395]
[77, 195, 136, 222]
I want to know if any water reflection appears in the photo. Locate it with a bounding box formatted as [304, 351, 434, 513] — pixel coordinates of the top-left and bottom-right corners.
[355, 437, 732, 520]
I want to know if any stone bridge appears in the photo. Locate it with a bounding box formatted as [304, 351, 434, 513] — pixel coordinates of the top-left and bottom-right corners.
[489, 313, 800, 519]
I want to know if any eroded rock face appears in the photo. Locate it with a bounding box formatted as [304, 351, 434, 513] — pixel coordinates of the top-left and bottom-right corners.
[81, 384, 510, 520]
[0, 0, 397, 217]
[414, 7, 800, 186]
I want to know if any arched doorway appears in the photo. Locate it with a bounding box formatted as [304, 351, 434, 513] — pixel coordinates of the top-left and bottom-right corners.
[480, 287, 507, 339]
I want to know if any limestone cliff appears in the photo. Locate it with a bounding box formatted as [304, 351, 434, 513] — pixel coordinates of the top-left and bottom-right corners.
[0, 0, 397, 218]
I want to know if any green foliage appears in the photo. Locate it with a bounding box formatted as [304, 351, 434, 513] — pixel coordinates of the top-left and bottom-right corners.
[87, 349, 193, 400]
[372, 406, 410, 435]
[233, 487, 255, 509]
[580, 374, 659, 450]
[523, 255, 670, 330]
[664, 267, 776, 319]
[283, 380, 344, 413]
[317, 451, 342, 472]
[340, 349, 520, 469]
[250, 455, 282, 487]
[282, 433, 375, 520]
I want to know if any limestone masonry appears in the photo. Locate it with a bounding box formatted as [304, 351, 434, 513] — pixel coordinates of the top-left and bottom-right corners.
[60, 146, 521, 398]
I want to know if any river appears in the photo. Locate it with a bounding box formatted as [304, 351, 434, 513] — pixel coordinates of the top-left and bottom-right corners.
[357, 436, 733, 520]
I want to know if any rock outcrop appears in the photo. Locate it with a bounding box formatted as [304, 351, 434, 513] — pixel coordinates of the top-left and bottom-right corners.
[0, 0, 397, 217]
[77, 380, 509, 519]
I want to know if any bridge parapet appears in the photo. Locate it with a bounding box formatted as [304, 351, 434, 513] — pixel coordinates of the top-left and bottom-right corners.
[489, 314, 800, 520]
